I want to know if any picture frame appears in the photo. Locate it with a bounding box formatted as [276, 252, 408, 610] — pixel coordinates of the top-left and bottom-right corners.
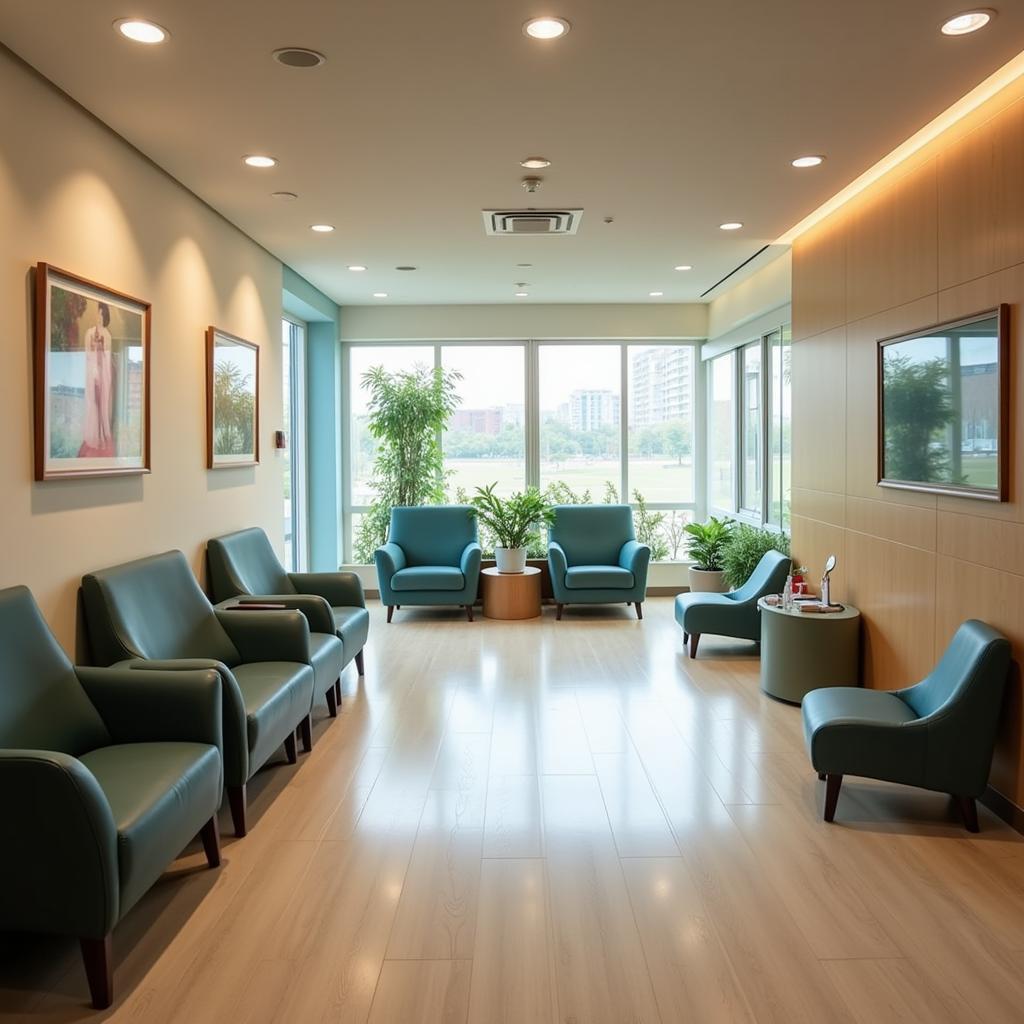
[206, 327, 259, 468]
[877, 304, 1010, 502]
[33, 262, 151, 481]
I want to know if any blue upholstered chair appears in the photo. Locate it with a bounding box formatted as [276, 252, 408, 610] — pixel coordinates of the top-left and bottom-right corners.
[803, 619, 1011, 832]
[674, 549, 791, 657]
[374, 506, 482, 622]
[547, 505, 650, 620]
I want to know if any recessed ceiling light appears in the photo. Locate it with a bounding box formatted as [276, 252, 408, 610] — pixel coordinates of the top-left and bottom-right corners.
[649, 291, 664, 297]
[373, 292, 388, 298]
[719, 222, 743, 231]
[395, 266, 418, 271]
[311, 224, 334, 233]
[941, 9, 995, 35]
[114, 19, 168, 44]
[347, 265, 367, 271]
[272, 47, 326, 68]
[271, 191, 297, 200]
[516, 263, 534, 268]
[792, 155, 825, 168]
[520, 157, 551, 169]
[523, 17, 571, 39]
[674, 265, 692, 271]
[515, 292, 529, 297]
[244, 155, 277, 168]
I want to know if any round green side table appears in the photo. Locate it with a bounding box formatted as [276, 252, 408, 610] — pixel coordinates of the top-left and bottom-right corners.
[757, 598, 861, 704]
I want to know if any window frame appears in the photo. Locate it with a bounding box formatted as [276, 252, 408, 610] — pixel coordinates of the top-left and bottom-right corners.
[282, 316, 309, 572]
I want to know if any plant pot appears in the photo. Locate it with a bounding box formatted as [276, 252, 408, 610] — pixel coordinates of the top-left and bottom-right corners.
[688, 567, 727, 593]
[495, 547, 528, 574]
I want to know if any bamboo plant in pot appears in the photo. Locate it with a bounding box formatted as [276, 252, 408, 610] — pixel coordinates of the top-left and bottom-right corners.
[469, 483, 557, 573]
[683, 515, 734, 593]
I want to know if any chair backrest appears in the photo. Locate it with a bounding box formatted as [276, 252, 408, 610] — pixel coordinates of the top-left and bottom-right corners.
[902, 619, 1011, 720]
[0, 586, 109, 755]
[729, 549, 792, 603]
[82, 551, 239, 666]
[549, 505, 635, 566]
[388, 506, 478, 567]
[207, 527, 293, 601]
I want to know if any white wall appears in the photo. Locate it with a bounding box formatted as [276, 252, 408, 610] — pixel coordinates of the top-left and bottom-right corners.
[706, 250, 791, 341]
[0, 50, 284, 651]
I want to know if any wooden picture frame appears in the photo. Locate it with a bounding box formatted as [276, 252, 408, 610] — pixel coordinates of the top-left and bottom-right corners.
[33, 262, 151, 481]
[206, 327, 259, 469]
[877, 304, 1010, 502]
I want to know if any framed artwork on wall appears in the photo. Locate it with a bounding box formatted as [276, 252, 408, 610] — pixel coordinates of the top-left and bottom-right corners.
[33, 262, 151, 481]
[207, 326, 259, 468]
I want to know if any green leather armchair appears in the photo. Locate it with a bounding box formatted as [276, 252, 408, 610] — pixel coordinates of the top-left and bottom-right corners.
[207, 526, 367, 714]
[81, 550, 332, 837]
[547, 505, 650, 619]
[674, 549, 791, 657]
[0, 585, 223, 1009]
[374, 506, 482, 622]
[802, 619, 1011, 831]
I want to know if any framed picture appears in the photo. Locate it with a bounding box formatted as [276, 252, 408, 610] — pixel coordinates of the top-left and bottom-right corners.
[877, 305, 1010, 501]
[207, 327, 259, 468]
[33, 263, 151, 481]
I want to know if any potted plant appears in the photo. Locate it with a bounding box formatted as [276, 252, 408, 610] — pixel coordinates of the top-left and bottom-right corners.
[469, 483, 556, 573]
[683, 516, 733, 593]
[721, 524, 791, 590]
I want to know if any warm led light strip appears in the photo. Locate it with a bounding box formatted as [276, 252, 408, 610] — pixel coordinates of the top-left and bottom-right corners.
[777, 47, 1024, 245]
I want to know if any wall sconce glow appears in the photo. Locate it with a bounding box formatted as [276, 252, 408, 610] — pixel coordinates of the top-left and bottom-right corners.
[941, 10, 994, 35]
[719, 222, 743, 231]
[373, 292, 389, 298]
[524, 17, 571, 39]
[347, 265, 367, 271]
[115, 19, 168, 44]
[521, 157, 552, 169]
[791, 155, 825, 168]
[649, 291, 664, 297]
[674, 265, 692, 271]
[244, 155, 277, 168]
[310, 224, 334, 233]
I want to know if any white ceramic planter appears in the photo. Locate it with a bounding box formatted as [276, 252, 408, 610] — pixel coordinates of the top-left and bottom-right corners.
[495, 547, 527, 574]
[688, 567, 728, 593]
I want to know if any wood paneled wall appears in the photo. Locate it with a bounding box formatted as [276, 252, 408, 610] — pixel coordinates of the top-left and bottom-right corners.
[791, 79, 1024, 811]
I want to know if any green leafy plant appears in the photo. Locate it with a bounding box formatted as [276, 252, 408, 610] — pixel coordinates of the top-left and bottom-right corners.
[721, 524, 790, 590]
[469, 483, 556, 550]
[683, 515, 734, 571]
[631, 490, 668, 560]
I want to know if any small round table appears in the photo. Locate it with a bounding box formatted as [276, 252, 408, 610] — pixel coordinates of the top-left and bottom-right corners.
[758, 598, 861, 704]
[481, 566, 542, 620]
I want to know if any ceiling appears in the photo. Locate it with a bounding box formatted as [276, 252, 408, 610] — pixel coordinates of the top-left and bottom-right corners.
[3, 2, 1024, 306]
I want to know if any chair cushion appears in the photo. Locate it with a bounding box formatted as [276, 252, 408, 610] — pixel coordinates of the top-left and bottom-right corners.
[333, 606, 370, 661]
[391, 567, 465, 592]
[232, 662, 314, 774]
[79, 742, 221, 915]
[309, 632, 344, 696]
[565, 565, 634, 590]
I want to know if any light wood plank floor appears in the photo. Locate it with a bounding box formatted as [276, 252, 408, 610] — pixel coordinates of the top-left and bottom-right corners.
[4, 598, 1024, 1022]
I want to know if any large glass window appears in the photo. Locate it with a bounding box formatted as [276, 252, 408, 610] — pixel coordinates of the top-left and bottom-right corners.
[740, 342, 763, 516]
[708, 353, 735, 514]
[768, 327, 792, 529]
[281, 318, 307, 571]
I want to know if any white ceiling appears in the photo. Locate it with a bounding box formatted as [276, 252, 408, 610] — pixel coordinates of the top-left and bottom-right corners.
[3, 2, 1024, 306]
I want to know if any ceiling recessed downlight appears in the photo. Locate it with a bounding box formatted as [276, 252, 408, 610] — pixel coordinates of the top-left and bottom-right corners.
[395, 266, 418, 271]
[272, 47, 326, 68]
[520, 157, 551, 169]
[244, 155, 277, 168]
[719, 222, 743, 231]
[515, 292, 529, 297]
[649, 291, 664, 298]
[347, 265, 367, 271]
[524, 17, 570, 39]
[941, 9, 995, 35]
[115, 19, 168, 44]
[310, 224, 334, 233]
[373, 292, 389, 298]
[792, 155, 825, 168]
[271, 191, 297, 200]
[674, 265, 692, 271]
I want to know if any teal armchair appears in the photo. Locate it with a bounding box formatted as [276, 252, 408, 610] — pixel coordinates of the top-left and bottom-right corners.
[0, 585, 223, 1009]
[81, 550, 329, 837]
[207, 526, 368, 711]
[803, 619, 1011, 832]
[547, 505, 650, 619]
[374, 506, 482, 622]
[674, 549, 791, 656]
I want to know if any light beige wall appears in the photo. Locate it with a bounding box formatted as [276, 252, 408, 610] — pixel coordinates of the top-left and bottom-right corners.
[706, 250, 791, 341]
[790, 72, 1024, 810]
[0, 49, 284, 652]
[339, 302, 708, 340]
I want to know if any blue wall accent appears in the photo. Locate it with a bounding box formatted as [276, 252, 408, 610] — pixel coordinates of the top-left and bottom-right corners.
[283, 268, 340, 571]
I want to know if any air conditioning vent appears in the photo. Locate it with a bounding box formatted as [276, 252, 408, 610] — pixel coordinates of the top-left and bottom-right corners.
[483, 209, 583, 236]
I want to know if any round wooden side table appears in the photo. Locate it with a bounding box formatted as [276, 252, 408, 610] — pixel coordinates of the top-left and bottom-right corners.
[481, 566, 542, 620]
[757, 598, 861, 704]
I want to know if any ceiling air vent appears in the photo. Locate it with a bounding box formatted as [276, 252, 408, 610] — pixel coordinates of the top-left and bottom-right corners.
[483, 209, 583, 236]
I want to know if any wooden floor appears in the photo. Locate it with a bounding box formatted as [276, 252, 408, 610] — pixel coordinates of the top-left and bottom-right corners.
[5, 597, 1024, 1022]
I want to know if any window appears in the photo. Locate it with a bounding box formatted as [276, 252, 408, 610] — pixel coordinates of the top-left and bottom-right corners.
[281, 318, 307, 571]
[708, 353, 735, 514]
[767, 327, 792, 529]
[740, 341, 763, 516]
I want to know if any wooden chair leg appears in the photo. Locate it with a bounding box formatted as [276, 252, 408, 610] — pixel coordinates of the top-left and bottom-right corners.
[823, 773, 843, 823]
[335, 677, 343, 707]
[817, 771, 827, 781]
[465, 604, 474, 622]
[299, 714, 313, 753]
[284, 730, 298, 765]
[386, 605, 394, 623]
[355, 649, 365, 675]
[682, 630, 689, 644]
[396, 605, 401, 610]
[228, 784, 247, 837]
[556, 603, 564, 621]
[635, 602, 643, 620]
[80, 934, 113, 1009]
[688, 633, 700, 658]
[956, 795, 980, 833]
[200, 815, 221, 868]
[326, 684, 338, 718]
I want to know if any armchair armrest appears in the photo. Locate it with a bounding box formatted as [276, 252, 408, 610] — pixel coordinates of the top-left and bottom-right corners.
[0, 750, 119, 937]
[289, 571, 366, 609]
[216, 608, 311, 664]
[618, 540, 651, 576]
[76, 666, 223, 753]
[547, 541, 568, 580]
[218, 593, 335, 634]
[374, 542, 407, 578]
[461, 541, 482, 580]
